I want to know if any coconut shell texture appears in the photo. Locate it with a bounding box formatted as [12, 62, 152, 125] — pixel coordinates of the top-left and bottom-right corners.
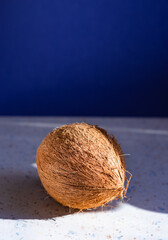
[36, 123, 129, 210]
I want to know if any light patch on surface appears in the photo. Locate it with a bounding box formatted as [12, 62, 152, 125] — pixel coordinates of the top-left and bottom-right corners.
[104, 126, 168, 136]
[31, 163, 37, 169]
[14, 122, 62, 129]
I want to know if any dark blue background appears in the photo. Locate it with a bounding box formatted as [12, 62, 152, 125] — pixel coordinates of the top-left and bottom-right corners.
[0, 0, 168, 116]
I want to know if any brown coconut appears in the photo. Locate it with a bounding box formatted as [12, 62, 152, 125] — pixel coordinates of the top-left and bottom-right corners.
[36, 123, 131, 210]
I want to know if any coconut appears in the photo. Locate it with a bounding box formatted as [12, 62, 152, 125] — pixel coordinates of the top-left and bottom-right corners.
[36, 123, 131, 210]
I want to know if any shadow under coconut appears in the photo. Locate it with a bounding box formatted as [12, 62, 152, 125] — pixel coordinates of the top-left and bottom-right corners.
[112, 129, 168, 214]
[0, 170, 75, 219]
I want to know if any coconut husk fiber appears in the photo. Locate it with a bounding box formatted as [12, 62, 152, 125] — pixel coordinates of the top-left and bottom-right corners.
[36, 123, 131, 210]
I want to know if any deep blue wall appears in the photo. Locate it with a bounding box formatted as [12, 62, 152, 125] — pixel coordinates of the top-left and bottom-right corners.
[0, 0, 168, 116]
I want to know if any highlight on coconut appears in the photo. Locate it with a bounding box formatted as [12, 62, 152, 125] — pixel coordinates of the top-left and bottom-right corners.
[36, 123, 131, 210]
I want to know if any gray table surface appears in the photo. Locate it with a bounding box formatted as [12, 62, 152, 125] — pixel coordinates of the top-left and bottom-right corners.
[0, 117, 168, 240]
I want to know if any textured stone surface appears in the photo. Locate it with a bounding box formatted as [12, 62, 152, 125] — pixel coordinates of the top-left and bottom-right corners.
[0, 117, 168, 240]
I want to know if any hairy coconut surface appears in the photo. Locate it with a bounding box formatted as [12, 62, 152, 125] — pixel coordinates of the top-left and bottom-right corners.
[36, 123, 130, 210]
